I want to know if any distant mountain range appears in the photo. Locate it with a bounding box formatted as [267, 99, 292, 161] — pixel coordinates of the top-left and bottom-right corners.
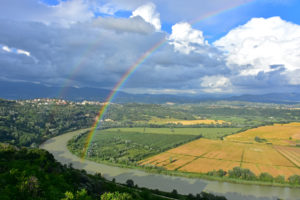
[1, 81, 300, 104]
[226, 93, 300, 104]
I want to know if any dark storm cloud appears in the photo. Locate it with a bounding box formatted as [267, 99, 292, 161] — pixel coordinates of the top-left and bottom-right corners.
[1, 0, 299, 95]
[0, 18, 228, 91]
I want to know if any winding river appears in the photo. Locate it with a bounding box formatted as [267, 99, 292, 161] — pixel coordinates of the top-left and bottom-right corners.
[40, 129, 300, 200]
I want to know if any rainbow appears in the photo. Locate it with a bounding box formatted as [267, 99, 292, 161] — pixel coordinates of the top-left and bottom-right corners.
[81, 38, 166, 159]
[58, 40, 102, 98]
[80, 0, 255, 159]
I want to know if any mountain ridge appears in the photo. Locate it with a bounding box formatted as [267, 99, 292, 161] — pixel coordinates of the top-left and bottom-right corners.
[1, 81, 300, 104]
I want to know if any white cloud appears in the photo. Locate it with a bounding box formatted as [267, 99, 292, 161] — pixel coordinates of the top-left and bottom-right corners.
[1, 44, 31, 57]
[201, 75, 232, 93]
[2, 45, 12, 53]
[0, 0, 94, 26]
[214, 17, 300, 80]
[131, 2, 161, 31]
[48, 0, 94, 26]
[16, 49, 30, 57]
[169, 22, 206, 54]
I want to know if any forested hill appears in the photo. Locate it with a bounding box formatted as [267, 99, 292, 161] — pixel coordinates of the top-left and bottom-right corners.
[0, 98, 99, 146]
[0, 144, 227, 200]
[0, 99, 198, 147]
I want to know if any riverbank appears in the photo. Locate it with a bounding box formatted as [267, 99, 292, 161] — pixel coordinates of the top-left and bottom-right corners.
[40, 129, 300, 200]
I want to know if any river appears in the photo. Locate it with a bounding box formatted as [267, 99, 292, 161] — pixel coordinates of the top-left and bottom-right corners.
[40, 129, 300, 200]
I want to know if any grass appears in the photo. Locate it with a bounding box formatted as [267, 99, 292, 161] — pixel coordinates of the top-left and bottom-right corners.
[147, 117, 229, 125]
[105, 127, 241, 139]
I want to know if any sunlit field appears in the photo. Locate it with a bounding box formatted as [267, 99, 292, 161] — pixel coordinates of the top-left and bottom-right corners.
[140, 123, 300, 178]
[148, 117, 229, 125]
[226, 122, 300, 145]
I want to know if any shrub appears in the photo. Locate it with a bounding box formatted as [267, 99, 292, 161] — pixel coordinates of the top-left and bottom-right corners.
[101, 192, 133, 200]
[288, 175, 300, 185]
[274, 175, 285, 184]
[228, 167, 256, 180]
[259, 173, 273, 182]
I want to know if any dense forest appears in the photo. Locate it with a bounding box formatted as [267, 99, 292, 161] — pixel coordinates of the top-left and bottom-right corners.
[0, 99, 100, 146]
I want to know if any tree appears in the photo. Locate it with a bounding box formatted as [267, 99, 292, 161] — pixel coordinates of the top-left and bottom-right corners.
[228, 167, 256, 180]
[259, 173, 273, 182]
[126, 179, 134, 188]
[20, 176, 40, 197]
[171, 189, 178, 198]
[274, 175, 285, 184]
[61, 189, 92, 200]
[288, 175, 300, 185]
[101, 192, 133, 200]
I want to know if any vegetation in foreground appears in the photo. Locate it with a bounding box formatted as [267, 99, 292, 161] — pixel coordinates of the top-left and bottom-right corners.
[0, 143, 227, 200]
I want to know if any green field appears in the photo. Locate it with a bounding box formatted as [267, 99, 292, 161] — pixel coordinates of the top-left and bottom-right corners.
[68, 127, 241, 165]
[68, 129, 198, 164]
[105, 127, 242, 139]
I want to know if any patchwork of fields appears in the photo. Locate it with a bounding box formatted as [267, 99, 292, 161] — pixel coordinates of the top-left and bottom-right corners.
[68, 127, 241, 166]
[140, 123, 300, 178]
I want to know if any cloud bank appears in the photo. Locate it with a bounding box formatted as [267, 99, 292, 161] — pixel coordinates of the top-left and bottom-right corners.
[0, 0, 299, 95]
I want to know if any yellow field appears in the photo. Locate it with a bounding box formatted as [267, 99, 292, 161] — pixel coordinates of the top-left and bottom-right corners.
[148, 117, 228, 125]
[275, 146, 300, 167]
[140, 123, 300, 178]
[167, 119, 227, 125]
[180, 158, 241, 173]
[226, 123, 300, 145]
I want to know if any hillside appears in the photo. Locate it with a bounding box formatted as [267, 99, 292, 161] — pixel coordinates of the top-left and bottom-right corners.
[0, 143, 226, 200]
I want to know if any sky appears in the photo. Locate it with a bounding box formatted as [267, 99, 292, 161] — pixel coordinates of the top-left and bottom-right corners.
[0, 0, 300, 96]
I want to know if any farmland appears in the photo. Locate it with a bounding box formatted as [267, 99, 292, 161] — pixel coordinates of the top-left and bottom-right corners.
[140, 123, 300, 179]
[65, 102, 300, 186]
[226, 122, 300, 145]
[68, 129, 198, 164]
[105, 127, 241, 139]
[148, 117, 229, 125]
[68, 127, 240, 165]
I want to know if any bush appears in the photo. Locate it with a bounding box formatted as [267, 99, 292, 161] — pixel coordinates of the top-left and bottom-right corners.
[207, 169, 227, 177]
[228, 167, 256, 180]
[101, 192, 133, 200]
[288, 175, 300, 185]
[254, 136, 267, 143]
[126, 179, 134, 188]
[274, 175, 285, 184]
[259, 172, 273, 182]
